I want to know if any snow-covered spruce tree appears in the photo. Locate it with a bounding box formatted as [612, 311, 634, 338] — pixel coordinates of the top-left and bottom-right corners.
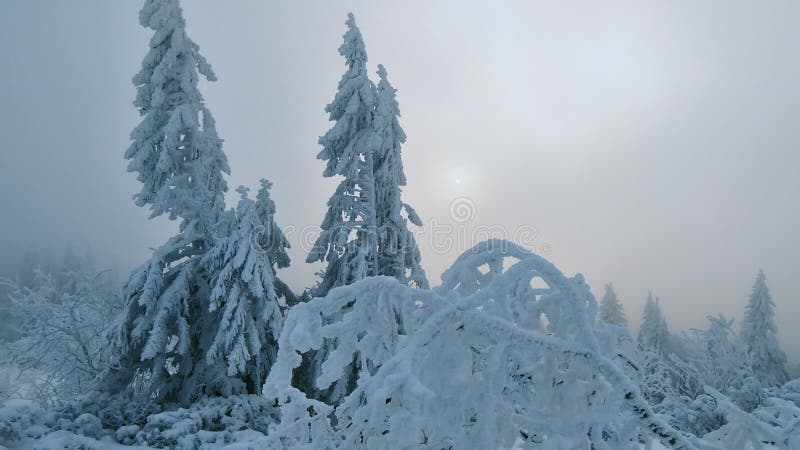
[638, 293, 673, 406]
[598, 282, 627, 327]
[372, 64, 428, 289]
[201, 182, 291, 395]
[254, 179, 296, 306]
[638, 292, 669, 355]
[740, 270, 788, 386]
[307, 13, 379, 298]
[101, 0, 234, 405]
[302, 13, 380, 406]
[125, 0, 228, 233]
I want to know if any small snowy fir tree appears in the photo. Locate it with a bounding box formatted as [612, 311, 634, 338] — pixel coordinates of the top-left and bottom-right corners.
[598, 283, 627, 327]
[254, 179, 296, 306]
[101, 0, 234, 404]
[372, 64, 428, 289]
[202, 182, 291, 394]
[740, 270, 788, 386]
[307, 13, 379, 297]
[638, 292, 669, 355]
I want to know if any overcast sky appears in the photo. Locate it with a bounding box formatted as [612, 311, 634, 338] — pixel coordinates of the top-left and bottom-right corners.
[1, 1, 798, 360]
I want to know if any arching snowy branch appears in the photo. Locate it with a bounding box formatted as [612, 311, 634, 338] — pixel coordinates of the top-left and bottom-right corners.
[264, 240, 698, 449]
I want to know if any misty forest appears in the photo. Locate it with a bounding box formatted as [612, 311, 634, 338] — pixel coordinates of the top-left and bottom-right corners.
[1, 1, 799, 449]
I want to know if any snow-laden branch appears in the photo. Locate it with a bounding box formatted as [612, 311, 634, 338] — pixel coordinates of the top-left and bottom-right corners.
[264, 239, 698, 449]
[702, 386, 799, 450]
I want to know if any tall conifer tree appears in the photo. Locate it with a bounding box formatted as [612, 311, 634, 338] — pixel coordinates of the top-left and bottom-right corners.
[307, 13, 379, 297]
[103, 0, 289, 403]
[598, 283, 627, 327]
[740, 270, 788, 386]
[372, 64, 428, 288]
